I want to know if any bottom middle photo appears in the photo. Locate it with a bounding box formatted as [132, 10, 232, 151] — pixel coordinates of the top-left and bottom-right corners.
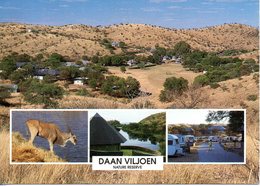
[89, 110, 166, 161]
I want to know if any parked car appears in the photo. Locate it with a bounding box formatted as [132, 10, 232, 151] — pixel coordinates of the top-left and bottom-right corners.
[168, 134, 184, 156]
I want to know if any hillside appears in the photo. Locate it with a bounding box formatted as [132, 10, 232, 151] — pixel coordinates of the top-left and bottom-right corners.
[139, 112, 166, 126]
[0, 23, 258, 59]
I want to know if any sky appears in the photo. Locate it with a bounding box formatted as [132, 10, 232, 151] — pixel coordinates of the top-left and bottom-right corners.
[89, 109, 165, 123]
[167, 109, 229, 125]
[0, 0, 258, 28]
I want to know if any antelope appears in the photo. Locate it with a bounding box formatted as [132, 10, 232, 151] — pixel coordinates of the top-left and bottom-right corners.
[26, 119, 77, 152]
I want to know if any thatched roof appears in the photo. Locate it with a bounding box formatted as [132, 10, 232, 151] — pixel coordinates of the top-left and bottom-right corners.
[90, 113, 126, 145]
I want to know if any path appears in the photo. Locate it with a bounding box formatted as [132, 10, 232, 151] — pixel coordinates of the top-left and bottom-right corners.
[197, 142, 244, 162]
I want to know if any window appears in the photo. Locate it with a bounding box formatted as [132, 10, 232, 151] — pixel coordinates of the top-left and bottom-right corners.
[168, 140, 173, 145]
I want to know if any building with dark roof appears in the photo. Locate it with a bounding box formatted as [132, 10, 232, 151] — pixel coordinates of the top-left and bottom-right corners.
[90, 113, 126, 152]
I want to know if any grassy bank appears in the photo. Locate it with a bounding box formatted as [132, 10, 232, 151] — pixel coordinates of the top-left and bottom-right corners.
[12, 132, 65, 163]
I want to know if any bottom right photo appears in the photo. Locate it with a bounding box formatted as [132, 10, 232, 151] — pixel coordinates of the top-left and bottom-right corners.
[167, 109, 245, 163]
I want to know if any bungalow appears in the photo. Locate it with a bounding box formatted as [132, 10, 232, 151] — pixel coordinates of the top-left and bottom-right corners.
[65, 62, 80, 67]
[90, 113, 126, 153]
[73, 77, 88, 85]
[162, 56, 171, 61]
[171, 56, 177, 61]
[16, 62, 28, 69]
[175, 57, 182, 64]
[127, 59, 137, 67]
[34, 68, 60, 80]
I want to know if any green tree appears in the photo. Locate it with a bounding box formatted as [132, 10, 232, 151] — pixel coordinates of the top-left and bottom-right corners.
[173, 41, 191, 56]
[45, 53, 65, 69]
[0, 57, 16, 79]
[193, 75, 210, 86]
[160, 76, 188, 102]
[206, 111, 244, 134]
[22, 80, 64, 108]
[59, 66, 80, 81]
[163, 77, 188, 94]
[0, 86, 11, 106]
[120, 66, 126, 73]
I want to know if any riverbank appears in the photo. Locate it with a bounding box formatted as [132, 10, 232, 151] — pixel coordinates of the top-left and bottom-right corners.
[12, 132, 65, 162]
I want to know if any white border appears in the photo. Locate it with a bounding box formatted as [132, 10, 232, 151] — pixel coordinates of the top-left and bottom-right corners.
[166, 108, 246, 165]
[10, 109, 91, 165]
[10, 108, 246, 165]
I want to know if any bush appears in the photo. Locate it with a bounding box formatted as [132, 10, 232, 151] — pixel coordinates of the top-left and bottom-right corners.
[22, 79, 64, 108]
[76, 88, 92, 97]
[247, 94, 257, 101]
[173, 41, 191, 56]
[163, 77, 188, 94]
[209, 83, 220, 89]
[193, 75, 210, 86]
[160, 77, 188, 102]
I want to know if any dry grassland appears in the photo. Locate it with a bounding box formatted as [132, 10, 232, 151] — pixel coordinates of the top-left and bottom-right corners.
[0, 23, 258, 59]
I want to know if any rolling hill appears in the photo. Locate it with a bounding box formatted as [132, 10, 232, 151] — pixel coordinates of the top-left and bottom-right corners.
[0, 23, 258, 59]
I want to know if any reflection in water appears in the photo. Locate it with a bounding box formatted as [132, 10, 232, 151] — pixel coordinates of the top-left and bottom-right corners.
[120, 130, 159, 151]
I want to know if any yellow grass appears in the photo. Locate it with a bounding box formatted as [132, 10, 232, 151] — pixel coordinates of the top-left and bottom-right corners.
[0, 23, 257, 59]
[0, 113, 259, 184]
[12, 132, 65, 163]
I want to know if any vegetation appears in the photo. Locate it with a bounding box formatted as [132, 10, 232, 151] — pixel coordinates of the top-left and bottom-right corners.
[122, 112, 166, 155]
[21, 79, 64, 108]
[185, 52, 259, 86]
[101, 76, 140, 98]
[247, 94, 257, 101]
[0, 87, 11, 106]
[173, 41, 191, 57]
[160, 77, 188, 102]
[206, 111, 244, 136]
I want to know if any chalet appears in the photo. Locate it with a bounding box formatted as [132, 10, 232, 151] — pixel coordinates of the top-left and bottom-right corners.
[175, 57, 182, 64]
[162, 56, 171, 61]
[0, 84, 18, 93]
[127, 59, 137, 66]
[172, 56, 177, 61]
[90, 113, 126, 153]
[73, 77, 88, 85]
[65, 62, 80, 67]
[16, 62, 28, 69]
[34, 69, 60, 80]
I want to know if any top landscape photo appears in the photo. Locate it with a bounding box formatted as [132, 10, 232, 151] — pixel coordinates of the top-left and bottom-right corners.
[0, 0, 259, 184]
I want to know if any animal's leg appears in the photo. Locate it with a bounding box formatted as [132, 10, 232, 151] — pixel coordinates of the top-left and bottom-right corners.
[49, 140, 54, 152]
[28, 128, 37, 145]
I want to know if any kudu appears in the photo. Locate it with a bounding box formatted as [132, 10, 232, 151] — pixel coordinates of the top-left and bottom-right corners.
[26, 119, 77, 152]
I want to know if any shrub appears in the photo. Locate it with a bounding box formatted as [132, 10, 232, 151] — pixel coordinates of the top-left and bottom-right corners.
[193, 75, 210, 86]
[247, 94, 257, 101]
[210, 83, 220, 89]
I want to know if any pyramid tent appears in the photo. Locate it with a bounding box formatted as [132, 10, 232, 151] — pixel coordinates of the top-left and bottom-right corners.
[90, 113, 127, 145]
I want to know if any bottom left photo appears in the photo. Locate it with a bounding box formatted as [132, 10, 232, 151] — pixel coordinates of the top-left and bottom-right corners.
[11, 110, 88, 163]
